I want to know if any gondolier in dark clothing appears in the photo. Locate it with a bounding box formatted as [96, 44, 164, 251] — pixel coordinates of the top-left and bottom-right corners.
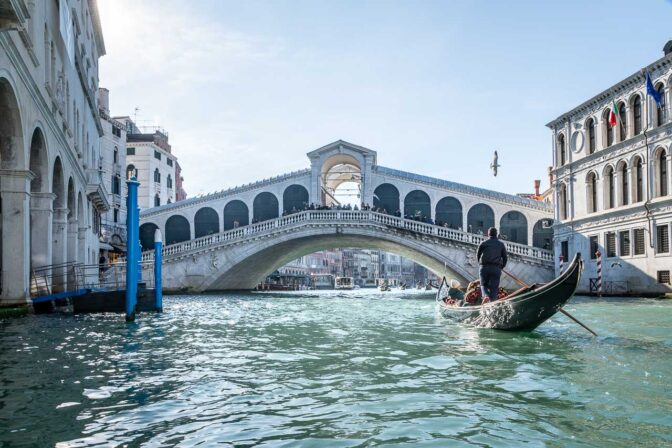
[476, 227, 508, 303]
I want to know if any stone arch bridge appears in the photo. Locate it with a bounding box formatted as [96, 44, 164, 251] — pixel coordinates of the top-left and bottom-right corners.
[139, 141, 555, 291]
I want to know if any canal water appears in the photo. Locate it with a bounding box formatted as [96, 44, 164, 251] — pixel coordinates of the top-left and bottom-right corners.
[1, 290, 670, 447]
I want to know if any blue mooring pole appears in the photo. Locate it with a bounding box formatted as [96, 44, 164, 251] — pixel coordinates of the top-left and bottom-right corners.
[154, 229, 163, 312]
[125, 177, 140, 322]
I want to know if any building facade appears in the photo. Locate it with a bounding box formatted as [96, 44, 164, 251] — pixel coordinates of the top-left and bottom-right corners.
[548, 42, 672, 295]
[0, 0, 108, 305]
[97, 87, 126, 261]
[119, 118, 178, 210]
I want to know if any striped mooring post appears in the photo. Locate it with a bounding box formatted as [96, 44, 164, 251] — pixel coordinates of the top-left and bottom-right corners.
[595, 250, 602, 297]
[559, 255, 564, 275]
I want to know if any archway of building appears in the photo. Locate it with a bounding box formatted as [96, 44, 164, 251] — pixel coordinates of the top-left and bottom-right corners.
[467, 203, 495, 235]
[435, 197, 462, 229]
[29, 128, 50, 271]
[140, 222, 159, 251]
[404, 190, 431, 220]
[499, 211, 528, 245]
[532, 220, 553, 250]
[321, 154, 361, 207]
[165, 215, 190, 245]
[373, 183, 399, 214]
[66, 178, 77, 288]
[0, 77, 27, 299]
[51, 157, 66, 292]
[224, 200, 249, 230]
[208, 232, 473, 290]
[253, 192, 279, 222]
[283, 184, 309, 214]
[194, 207, 219, 238]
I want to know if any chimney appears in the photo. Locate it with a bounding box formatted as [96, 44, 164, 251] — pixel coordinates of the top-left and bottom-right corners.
[98, 87, 110, 115]
[534, 179, 541, 196]
[664, 40, 672, 56]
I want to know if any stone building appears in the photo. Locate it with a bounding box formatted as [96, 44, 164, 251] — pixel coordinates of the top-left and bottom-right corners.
[97, 87, 126, 261]
[548, 41, 672, 295]
[118, 118, 178, 210]
[0, 0, 108, 305]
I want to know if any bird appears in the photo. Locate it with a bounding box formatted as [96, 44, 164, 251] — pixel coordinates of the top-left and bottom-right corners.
[490, 151, 501, 177]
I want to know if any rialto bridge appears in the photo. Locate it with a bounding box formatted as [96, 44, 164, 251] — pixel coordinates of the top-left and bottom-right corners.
[139, 141, 556, 291]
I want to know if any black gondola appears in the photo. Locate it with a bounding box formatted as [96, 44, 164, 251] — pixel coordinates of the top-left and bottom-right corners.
[436, 253, 583, 331]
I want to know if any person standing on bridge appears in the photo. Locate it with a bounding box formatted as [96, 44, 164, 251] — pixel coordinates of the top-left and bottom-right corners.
[476, 227, 508, 304]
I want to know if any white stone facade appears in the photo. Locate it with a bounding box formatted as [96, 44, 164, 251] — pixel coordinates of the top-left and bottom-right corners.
[548, 42, 672, 295]
[0, 0, 108, 305]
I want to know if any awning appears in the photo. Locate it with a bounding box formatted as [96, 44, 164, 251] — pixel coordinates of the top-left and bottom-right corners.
[99, 242, 114, 251]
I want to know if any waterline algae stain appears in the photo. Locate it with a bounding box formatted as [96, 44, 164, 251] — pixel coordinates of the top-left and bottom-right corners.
[1, 290, 670, 447]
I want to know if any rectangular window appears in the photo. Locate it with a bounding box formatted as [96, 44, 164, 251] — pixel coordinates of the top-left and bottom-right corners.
[589, 236, 599, 260]
[606, 232, 616, 258]
[619, 230, 630, 257]
[634, 228, 646, 255]
[561, 240, 569, 262]
[154, 150, 161, 160]
[112, 127, 121, 138]
[167, 158, 173, 167]
[113, 208, 119, 223]
[657, 224, 670, 253]
[658, 271, 671, 284]
[127, 147, 135, 155]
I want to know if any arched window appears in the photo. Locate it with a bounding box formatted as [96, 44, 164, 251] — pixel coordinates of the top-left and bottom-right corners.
[113, 146, 119, 163]
[618, 102, 627, 141]
[586, 172, 597, 213]
[404, 190, 431, 220]
[633, 156, 643, 202]
[253, 192, 279, 222]
[224, 200, 249, 230]
[126, 164, 137, 180]
[435, 197, 462, 229]
[167, 175, 173, 189]
[139, 222, 159, 251]
[283, 184, 309, 214]
[619, 162, 629, 206]
[373, 183, 400, 215]
[533, 219, 553, 250]
[558, 183, 568, 220]
[165, 215, 190, 245]
[194, 207, 219, 238]
[605, 166, 615, 209]
[557, 134, 566, 166]
[633, 96, 642, 136]
[499, 211, 528, 244]
[467, 204, 495, 234]
[153, 168, 161, 183]
[154, 194, 160, 207]
[604, 109, 614, 147]
[657, 149, 669, 197]
[587, 118, 596, 154]
[656, 83, 666, 126]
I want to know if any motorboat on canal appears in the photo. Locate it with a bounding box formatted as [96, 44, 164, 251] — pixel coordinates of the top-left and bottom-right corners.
[335, 276, 354, 290]
[436, 253, 583, 331]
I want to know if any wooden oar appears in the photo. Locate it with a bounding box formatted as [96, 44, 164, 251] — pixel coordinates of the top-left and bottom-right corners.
[502, 269, 598, 337]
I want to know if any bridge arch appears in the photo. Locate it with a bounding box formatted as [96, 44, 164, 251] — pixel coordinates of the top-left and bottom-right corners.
[373, 183, 399, 214]
[499, 211, 528, 244]
[194, 207, 219, 238]
[140, 222, 159, 251]
[404, 190, 431, 219]
[224, 200, 249, 230]
[166, 215, 191, 245]
[435, 196, 462, 229]
[253, 192, 279, 222]
[467, 203, 494, 234]
[533, 219, 553, 250]
[283, 184, 309, 214]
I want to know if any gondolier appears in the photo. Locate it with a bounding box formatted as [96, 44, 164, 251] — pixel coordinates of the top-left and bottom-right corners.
[476, 227, 508, 303]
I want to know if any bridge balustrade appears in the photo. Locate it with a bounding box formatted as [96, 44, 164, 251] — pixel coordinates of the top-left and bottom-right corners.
[138, 210, 553, 264]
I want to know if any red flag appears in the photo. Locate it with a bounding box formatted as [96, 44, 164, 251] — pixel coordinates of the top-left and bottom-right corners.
[609, 100, 619, 128]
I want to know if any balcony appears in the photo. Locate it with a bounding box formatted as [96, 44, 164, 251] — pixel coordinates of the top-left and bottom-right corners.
[86, 169, 111, 212]
[100, 223, 127, 249]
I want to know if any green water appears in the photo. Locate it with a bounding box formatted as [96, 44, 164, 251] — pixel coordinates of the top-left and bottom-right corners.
[0, 290, 670, 447]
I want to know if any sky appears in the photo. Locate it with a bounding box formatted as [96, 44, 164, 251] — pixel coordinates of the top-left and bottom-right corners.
[97, 0, 672, 198]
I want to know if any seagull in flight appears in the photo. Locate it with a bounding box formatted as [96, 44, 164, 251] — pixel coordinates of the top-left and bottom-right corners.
[490, 151, 501, 177]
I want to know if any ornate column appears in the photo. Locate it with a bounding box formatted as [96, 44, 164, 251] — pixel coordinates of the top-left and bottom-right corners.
[67, 217, 78, 289]
[0, 170, 33, 306]
[51, 208, 68, 292]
